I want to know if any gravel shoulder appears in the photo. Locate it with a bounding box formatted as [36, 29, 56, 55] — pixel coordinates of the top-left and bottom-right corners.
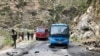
[0, 40, 36, 56]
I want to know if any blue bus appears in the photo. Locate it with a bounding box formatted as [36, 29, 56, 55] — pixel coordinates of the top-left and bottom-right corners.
[49, 23, 70, 48]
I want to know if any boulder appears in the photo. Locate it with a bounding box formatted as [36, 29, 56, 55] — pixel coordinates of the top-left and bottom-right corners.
[77, 13, 94, 32]
[83, 31, 94, 38]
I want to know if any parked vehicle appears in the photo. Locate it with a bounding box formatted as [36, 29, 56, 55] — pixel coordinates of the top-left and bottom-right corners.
[35, 27, 48, 40]
[49, 23, 70, 48]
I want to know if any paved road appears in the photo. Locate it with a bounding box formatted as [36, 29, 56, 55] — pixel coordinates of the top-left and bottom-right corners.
[0, 40, 100, 56]
[22, 41, 100, 56]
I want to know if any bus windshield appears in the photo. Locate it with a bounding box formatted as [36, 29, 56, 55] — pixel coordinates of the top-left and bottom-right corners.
[51, 26, 69, 35]
[36, 27, 45, 33]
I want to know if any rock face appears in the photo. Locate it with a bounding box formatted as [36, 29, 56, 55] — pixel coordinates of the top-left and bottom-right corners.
[71, 6, 100, 38]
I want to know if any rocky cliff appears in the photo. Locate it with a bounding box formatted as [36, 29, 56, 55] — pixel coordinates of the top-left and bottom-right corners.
[0, 0, 88, 29]
[71, 0, 100, 38]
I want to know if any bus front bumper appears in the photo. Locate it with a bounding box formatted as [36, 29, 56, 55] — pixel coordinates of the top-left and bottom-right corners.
[49, 38, 69, 45]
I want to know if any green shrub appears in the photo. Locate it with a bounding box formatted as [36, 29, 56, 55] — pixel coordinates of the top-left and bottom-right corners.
[3, 37, 13, 46]
[0, 29, 13, 46]
[70, 36, 78, 42]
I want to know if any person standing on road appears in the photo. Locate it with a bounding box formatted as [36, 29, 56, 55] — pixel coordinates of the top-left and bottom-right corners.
[19, 32, 21, 39]
[11, 29, 17, 48]
[30, 32, 34, 40]
[27, 32, 30, 40]
[19, 32, 24, 40]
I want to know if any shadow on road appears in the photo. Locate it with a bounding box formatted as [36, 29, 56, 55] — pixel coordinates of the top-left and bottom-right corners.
[36, 38, 48, 41]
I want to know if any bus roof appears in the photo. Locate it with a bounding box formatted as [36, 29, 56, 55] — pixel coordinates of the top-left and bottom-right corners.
[51, 23, 69, 26]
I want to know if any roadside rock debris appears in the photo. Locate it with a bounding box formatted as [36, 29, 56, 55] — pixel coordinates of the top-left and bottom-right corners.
[65, 55, 68, 56]
[82, 40, 100, 53]
[35, 51, 39, 53]
[6, 52, 18, 56]
[86, 47, 94, 51]
[6, 52, 13, 56]
[82, 41, 100, 48]
[23, 51, 29, 54]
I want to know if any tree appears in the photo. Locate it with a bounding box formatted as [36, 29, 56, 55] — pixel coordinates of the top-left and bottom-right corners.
[49, 5, 65, 23]
[38, 0, 65, 24]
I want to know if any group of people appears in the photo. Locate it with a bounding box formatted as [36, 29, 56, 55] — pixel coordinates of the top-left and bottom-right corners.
[19, 31, 34, 40]
[11, 29, 34, 48]
[11, 29, 34, 41]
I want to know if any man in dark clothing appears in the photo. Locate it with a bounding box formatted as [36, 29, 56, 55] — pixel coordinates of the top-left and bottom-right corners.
[19, 32, 24, 40]
[21, 32, 24, 40]
[30, 32, 34, 40]
[27, 32, 30, 40]
[11, 29, 17, 48]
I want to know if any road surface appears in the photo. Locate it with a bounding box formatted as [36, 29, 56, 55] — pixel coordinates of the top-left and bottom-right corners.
[22, 41, 100, 56]
[0, 40, 100, 56]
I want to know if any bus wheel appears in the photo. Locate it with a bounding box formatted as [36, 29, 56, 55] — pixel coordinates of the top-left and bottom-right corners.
[64, 45, 68, 49]
[36, 37, 38, 40]
[49, 44, 54, 48]
[46, 38, 48, 40]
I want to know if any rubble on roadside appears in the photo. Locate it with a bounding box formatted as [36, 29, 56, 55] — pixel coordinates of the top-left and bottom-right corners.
[81, 38, 100, 53]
